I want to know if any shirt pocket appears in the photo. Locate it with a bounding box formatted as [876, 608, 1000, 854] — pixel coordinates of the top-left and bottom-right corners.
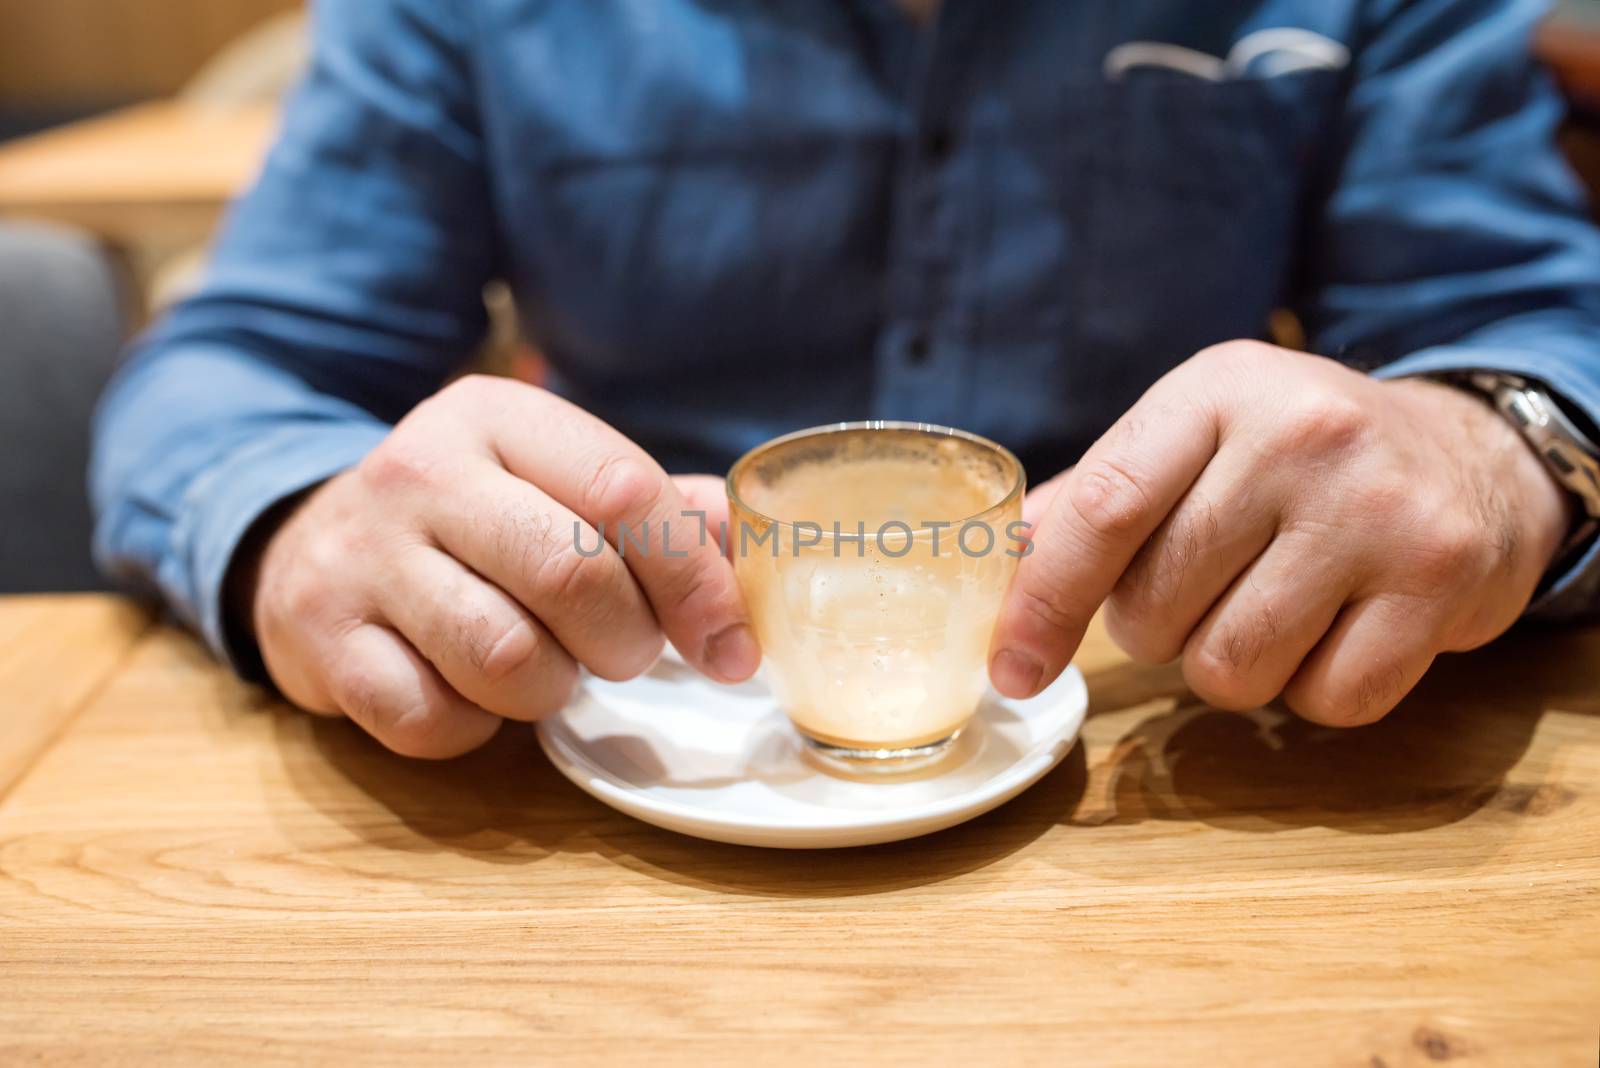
[1070, 73, 1331, 365]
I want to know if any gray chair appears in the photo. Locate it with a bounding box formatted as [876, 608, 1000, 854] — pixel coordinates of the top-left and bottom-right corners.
[0, 220, 127, 592]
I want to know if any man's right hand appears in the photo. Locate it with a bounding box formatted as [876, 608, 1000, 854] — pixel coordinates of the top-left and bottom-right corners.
[241, 375, 759, 758]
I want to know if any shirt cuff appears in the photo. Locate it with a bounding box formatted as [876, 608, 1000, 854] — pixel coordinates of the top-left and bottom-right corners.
[174, 419, 390, 675]
[1371, 347, 1600, 620]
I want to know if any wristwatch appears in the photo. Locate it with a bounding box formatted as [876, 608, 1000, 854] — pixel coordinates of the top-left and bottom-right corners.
[1443, 371, 1600, 564]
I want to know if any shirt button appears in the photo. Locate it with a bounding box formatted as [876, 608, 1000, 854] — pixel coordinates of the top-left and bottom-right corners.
[905, 332, 931, 366]
[922, 125, 954, 163]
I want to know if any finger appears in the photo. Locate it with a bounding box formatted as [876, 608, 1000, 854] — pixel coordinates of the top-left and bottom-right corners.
[373, 543, 578, 721]
[1281, 597, 1439, 728]
[417, 460, 664, 681]
[672, 474, 733, 560]
[1022, 469, 1069, 532]
[256, 608, 343, 719]
[324, 622, 503, 758]
[249, 513, 352, 721]
[1178, 533, 1352, 711]
[1104, 447, 1277, 664]
[492, 394, 758, 683]
[990, 382, 1222, 697]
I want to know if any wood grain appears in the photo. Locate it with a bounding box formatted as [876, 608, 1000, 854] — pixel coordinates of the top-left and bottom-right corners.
[0, 594, 151, 797]
[0, 597, 1595, 1065]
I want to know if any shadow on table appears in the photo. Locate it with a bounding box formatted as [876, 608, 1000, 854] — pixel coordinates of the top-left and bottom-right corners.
[1068, 622, 1585, 847]
[269, 708, 1088, 900]
[266, 621, 1592, 894]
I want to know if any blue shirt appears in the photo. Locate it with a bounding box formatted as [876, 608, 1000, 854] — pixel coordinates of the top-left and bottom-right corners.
[92, 0, 1600, 670]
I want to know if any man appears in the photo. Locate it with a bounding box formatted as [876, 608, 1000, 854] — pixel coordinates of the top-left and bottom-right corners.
[93, 0, 1600, 759]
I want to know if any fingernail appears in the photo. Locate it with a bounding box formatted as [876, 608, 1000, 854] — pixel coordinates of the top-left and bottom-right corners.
[705, 623, 760, 682]
[991, 648, 1044, 698]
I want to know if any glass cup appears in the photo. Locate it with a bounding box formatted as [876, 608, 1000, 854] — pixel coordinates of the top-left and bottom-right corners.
[727, 421, 1026, 772]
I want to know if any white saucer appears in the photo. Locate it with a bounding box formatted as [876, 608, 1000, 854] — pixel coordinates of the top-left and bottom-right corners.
[536, 652, 1087, 849]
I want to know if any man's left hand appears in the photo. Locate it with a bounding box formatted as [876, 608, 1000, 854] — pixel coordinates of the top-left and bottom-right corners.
[989, 341, 1573, 725]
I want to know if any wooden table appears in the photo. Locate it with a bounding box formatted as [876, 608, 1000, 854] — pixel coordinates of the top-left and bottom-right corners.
[0, 101, 276, 247]
[1, 593, 1596, 1065]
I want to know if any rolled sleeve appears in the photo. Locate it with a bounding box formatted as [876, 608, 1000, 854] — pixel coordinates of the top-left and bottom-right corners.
[90, 340, 395, 671]
[89, 0, 494, 674]
[179, 419, 389, 671]
[1298, 0, 1600, 618]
